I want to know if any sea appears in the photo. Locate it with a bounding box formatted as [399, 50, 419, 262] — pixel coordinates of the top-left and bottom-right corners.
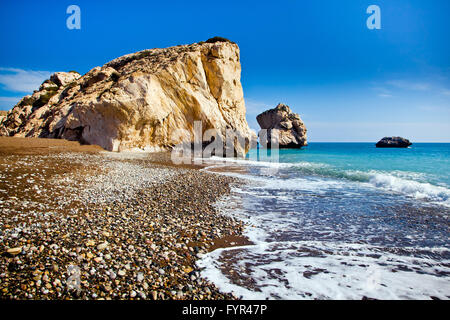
[197, 143, 450, 300]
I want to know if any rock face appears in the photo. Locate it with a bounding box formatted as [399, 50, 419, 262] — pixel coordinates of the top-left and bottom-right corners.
[0, 40, 253, 155]
[376, 137, 412, 148]
[256, 103, 307, 148]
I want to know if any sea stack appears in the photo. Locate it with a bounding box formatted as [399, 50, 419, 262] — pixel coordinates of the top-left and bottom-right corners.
[376, 137, 412, 148]
[256, 103, 307, 148]
[0, 38, 253, 156]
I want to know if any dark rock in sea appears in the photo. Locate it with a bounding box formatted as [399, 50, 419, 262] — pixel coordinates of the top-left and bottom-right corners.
[376, 137, 412, 148]
[256, 103, 307, 148]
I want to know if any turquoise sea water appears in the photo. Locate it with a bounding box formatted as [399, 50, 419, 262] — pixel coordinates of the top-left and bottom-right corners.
[250, 143, 450, 192]
[198, 143, 450, 300]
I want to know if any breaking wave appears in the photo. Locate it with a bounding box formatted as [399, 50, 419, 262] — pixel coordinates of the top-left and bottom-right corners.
[205, 156, 450, 207]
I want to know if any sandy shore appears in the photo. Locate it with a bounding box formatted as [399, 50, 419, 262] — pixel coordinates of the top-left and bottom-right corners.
[0, 137, 249, 300]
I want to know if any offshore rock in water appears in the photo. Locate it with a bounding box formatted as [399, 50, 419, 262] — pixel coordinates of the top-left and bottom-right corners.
[256, 103, 307, 148]
[376, 137, 412, 148]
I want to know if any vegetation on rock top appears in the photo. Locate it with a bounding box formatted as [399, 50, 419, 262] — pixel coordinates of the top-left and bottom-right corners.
[201, 37, 236, 45]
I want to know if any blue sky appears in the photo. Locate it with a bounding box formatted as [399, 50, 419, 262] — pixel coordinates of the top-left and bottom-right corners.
[0, 0, 449, 141]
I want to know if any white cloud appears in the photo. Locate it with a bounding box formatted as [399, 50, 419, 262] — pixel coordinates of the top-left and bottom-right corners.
[372, 86, 393, 98]
[307, 121, 450, 142]
[417, 105, 450, 112]
[386, 80, 430, 91]
[245, 98, 274, 131]
[0, 96, 22, 103]
[372, 79, 441, 97]
[0, 96, 22, 110]
[245, 98, 272, 115]
[0, 67, 52, 93]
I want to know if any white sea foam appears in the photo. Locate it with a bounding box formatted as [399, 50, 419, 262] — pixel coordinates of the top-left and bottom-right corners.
[198, 241, 450, 300]
[206, 156, 327, 169]
[367, 173, 450, 207]
[202, 156, 450, 207]
[199, 156, 450, 300]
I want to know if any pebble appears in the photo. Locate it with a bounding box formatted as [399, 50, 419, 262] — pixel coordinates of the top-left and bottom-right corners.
[6, 247, 22, 256]
[85, 240, 95, 247]
[0, 152, 244, 300]
[97, 242, 108, 250]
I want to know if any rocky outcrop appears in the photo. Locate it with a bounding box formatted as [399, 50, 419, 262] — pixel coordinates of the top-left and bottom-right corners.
[376, 137, 412, 148]
[256, 103, 307, 148]
[0, 40, 253, 156]
[49, 72, 81, 87]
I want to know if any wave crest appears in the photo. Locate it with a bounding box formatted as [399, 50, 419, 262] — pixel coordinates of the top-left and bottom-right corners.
[204, 157, 450, 207]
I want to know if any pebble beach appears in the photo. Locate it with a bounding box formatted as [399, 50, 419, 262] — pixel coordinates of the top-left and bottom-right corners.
[0, 137, 249, 300]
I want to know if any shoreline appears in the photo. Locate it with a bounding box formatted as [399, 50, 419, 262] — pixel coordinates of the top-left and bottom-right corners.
[194, 147, 450, 300]
[0, 137, 250, 300]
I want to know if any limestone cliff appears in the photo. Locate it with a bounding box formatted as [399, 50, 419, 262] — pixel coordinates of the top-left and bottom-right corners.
[0, 40, 253, 155]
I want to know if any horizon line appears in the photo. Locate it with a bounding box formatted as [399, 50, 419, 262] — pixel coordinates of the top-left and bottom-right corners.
[306, 141, 450, 143]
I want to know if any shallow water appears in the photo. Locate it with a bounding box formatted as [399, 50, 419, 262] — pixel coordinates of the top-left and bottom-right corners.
[197, 143, 450, 300]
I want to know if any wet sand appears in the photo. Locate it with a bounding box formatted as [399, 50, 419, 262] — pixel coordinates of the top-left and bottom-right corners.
[0, 137, 103, 155]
